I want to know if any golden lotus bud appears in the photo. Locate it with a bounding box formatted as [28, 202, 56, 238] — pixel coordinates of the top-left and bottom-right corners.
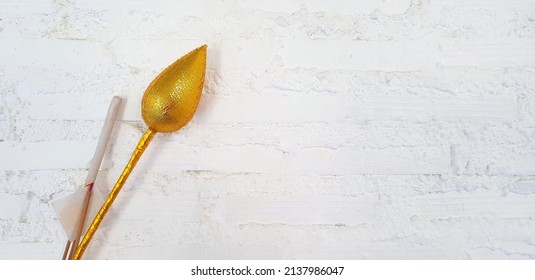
[141, 45, 207, 133]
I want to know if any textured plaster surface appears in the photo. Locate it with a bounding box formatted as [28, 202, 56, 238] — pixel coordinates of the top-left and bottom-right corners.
[1, 0, 535, 259]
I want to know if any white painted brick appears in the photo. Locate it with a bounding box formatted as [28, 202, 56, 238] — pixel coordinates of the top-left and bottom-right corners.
[196, 94, 517, 124]
[0, 141, 94, 170]
[1, 139, 446, 175]
[280, 39, 535, 70]
[429, 0, 535, 10]
[109, 38, 279, 71]
[224, 194, 377, 226]
[509, 178, 535, 195]
[0, 0, 54, 14]
[232, 0, 412, 15]
[20, 91, 517, 123]
[0, 39, 112, 70]
[453, 144, 535, 176]
[287, 146, 449, 175]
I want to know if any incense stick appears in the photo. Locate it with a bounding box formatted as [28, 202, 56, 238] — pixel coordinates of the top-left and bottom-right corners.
[61, 96, 122, 259]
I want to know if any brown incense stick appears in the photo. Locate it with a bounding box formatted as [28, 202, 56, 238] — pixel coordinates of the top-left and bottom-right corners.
[61, 96, 122, 259]
[62, 240, 71, 260]
[68, 183, 93, 259]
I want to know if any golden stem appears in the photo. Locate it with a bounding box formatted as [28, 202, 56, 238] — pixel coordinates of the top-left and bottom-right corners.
[72, 129, 156, 260]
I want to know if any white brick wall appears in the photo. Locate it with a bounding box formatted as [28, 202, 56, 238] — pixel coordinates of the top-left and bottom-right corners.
[1, 0, 535, 259]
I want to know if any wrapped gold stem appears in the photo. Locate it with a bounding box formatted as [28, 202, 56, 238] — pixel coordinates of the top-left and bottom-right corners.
[73, 129, 156, 260]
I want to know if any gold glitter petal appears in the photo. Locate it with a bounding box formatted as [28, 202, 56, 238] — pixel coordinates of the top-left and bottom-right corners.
[142, 45, 207, 133]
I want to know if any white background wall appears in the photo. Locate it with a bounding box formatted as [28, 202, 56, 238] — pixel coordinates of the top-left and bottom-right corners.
[1, 0, 535, 259]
